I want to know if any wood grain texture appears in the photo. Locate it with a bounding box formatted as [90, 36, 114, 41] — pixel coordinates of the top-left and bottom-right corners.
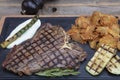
[0, 0, 120, 17]
[0, 0, 120, 32]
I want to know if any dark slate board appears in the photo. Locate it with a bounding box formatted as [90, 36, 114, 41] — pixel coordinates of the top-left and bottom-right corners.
[0, 17, 120, 80]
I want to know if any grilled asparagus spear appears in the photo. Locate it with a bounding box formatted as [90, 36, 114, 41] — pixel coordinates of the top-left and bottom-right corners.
[86, 44, 117, 75]
[106, 55, 120, 75]
[0, 15, 39, 48]
[36, 68, 80, 77]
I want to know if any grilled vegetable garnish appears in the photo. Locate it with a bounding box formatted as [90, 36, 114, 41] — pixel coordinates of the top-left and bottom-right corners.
[36, 68, 80, 77]
[86, 44, 117, 75]
[0, 15, 39, 48]
[106, 55, 120, 75]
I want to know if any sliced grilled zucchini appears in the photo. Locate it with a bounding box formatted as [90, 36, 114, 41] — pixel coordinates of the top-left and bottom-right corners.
[106, 55, 120, 75]
[86, 44, 117, 75]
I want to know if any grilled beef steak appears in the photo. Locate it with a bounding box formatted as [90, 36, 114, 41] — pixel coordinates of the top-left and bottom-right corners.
[2, 23, 87, 76]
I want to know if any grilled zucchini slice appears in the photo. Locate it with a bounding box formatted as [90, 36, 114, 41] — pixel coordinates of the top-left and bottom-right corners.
[106, 55, 120, 75]
[86, 44, 117, 75]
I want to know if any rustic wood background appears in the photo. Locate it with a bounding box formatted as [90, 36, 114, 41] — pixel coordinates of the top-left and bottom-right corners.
[0, 0, 120, 17]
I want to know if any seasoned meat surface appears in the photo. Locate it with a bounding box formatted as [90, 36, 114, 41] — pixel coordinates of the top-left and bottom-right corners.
[2, 23, 87, 76]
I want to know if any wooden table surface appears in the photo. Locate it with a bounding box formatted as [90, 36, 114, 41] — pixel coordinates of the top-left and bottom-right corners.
[0, 0, 120, 33]
[0, 0, 120, 17]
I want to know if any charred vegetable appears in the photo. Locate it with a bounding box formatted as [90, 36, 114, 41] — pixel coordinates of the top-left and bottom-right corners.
[21, 0, 44, 15]
[36, 68, 80, 77]
[0, 15, 39, 48]
[106, 55, 120, 75]
[86, 44, 117, 75]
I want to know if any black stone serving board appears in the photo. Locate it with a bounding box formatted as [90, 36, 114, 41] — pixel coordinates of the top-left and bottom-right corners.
[0, 17, 120, 80]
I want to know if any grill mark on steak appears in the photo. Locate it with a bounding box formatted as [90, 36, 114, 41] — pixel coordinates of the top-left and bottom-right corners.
[2, 23, 87, 76]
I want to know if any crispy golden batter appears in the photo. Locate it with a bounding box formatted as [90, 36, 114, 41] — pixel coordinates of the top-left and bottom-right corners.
[98, 35, 118, 48]
[100, 15, 118, 26]
[91, 11, 118, 26]
[75, 16, 90, 28]
[95, 26, 109, 36]
[67, 25, 86, 44]
[67, 11, 120, 50]
[89, 37, 100, 49]
[108, 24, 120, 38]
[91, 11, 102, 25]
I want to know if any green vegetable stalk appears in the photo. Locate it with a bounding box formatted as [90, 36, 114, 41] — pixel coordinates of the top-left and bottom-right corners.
[0, 15, 39, 48]
[35, 68, 80, 77]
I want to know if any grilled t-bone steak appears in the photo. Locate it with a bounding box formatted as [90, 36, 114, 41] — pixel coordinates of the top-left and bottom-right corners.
[2, 23, 87, 76]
